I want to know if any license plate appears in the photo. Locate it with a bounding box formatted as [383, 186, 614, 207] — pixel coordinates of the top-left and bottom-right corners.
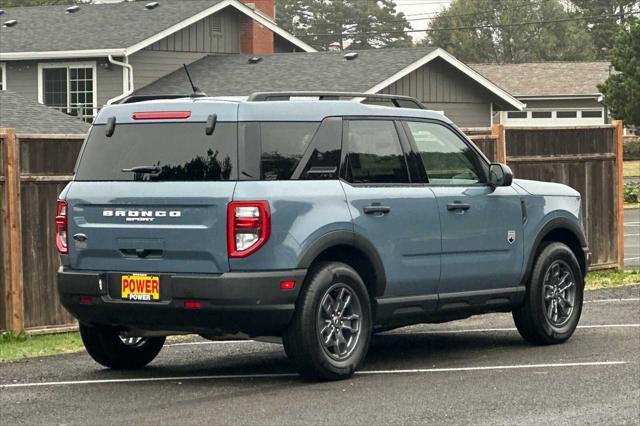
[121, 274, 160, 301]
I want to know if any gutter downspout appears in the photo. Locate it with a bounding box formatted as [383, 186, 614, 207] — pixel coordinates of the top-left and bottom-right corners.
[106, 55, 134, 105]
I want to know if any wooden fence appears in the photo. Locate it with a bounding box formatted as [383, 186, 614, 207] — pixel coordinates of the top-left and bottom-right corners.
[1, 129, 85, 332]
[0, 122, 624, 332]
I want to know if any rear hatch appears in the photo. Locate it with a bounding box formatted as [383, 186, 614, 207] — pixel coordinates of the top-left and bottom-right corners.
[65, 101, 238, 274]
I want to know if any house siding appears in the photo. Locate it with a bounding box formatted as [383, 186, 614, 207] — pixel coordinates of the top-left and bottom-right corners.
[129, 51, 210, 92]
[145, 8, 240, 54]
[379, 58, 494, 128]
[3, 58, 125, 108]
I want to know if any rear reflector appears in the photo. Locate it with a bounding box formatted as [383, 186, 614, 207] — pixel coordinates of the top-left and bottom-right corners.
[79, 296, 93, 305]
[132, 111, 191, 120]
[280, 280, 296, 291]
[184, 300, 202, 310]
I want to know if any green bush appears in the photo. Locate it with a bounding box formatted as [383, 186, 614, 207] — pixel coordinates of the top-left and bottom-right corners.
[624, 182, 639, 203]
[624, 140, 640, 160]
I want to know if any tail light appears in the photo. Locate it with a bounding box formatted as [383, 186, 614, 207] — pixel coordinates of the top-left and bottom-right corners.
[227, 201, 270, 258]
[55, 200, 68, 254]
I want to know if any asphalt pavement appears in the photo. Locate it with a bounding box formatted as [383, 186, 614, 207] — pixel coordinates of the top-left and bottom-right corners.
[1, 285, 639, 425]
[626, 208, 640, 269]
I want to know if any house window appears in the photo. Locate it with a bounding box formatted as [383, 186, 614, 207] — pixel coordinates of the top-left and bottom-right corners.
[581, 110, 602, 118]
[38, 62, 96, 122]
[532, 111, 552, 119]
[557, 111, 577, 118]
[507, 111, 527, 119]
[0, 63, 6, 90]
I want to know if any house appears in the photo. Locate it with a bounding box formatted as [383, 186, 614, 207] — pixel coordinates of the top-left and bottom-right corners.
[135, 47, 525, 128]
[0, 90, 90, 134]
[470, 62, 611, 127]
[0, 0, 314, 121]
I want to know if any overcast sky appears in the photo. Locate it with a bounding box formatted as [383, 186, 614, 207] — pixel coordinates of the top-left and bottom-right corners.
[395, 0, 453, 41]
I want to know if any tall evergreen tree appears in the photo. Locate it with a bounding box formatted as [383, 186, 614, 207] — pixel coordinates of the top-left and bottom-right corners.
[276, 0, 412, 50]
[570, 0, 639, 59]
[419, 0, 596, 63]
[599, 18, 640, 128]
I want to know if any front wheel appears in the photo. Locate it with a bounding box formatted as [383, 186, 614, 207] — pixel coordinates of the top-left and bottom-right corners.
[283, 262, 372, 381]
[80, 324, 165, 369]
[513, 242, 584, 345]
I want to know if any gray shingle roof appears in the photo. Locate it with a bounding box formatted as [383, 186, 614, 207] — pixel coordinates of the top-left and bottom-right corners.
[470, 62, 611, 97]
[136, 47, 438, 96]
[0, 0, 223, 53]
[0, 90, 91, 134]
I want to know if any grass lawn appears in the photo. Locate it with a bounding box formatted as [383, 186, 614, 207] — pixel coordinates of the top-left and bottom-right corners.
[585, 269, 640, 289]
[0, 332, 83, 362]
[623, 160, 640, 178]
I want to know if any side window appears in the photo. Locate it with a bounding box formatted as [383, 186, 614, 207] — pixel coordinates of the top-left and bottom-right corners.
[260, 122, 319, 180]
[406, 121, 483, 185]
[344, 120, 409, 184]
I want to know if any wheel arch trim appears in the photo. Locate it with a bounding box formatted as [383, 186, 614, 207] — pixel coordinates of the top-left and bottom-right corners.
[297, 231, 387, 297]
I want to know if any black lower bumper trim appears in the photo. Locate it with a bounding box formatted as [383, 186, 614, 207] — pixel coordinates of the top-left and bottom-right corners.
[58, 268, 306, 336]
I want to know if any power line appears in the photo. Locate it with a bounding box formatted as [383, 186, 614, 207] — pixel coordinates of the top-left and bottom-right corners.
[296, 10, 638, 37]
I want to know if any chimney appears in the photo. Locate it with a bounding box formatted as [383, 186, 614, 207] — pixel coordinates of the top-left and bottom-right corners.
[239, 0, 274, 54]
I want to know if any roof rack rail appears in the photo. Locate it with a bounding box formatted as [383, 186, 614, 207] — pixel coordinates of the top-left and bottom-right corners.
[118, 94, 205, 104]
[247, 91, 426, 109]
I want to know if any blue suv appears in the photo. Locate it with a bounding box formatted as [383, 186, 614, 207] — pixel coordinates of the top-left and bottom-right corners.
[57, 92, 589, 380]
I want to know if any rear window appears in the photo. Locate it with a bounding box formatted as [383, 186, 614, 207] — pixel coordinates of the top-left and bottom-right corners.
[75, 122, 237, 181]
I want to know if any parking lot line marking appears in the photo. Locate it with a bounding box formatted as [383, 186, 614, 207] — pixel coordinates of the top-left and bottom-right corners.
[585, 298, 640, 303]
[167, 340, 256, 347]
[0, 361, 626, 389]
[624, 257, 640, 261]
[391, 324, 640, 336]
[624, 233, 640, 237]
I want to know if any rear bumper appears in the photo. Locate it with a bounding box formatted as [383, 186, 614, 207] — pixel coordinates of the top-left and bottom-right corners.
[58, 267, 306, 336]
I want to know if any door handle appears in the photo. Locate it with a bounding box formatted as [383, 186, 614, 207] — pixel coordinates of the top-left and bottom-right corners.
[363, 205, 391, 215]
[447, 202, 471, 211]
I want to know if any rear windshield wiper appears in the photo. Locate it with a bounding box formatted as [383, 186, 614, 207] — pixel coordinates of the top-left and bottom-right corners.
[122, 166, 161, 174]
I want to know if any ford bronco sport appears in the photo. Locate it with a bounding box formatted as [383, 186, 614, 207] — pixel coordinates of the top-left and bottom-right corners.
[57, 92, 589, 381]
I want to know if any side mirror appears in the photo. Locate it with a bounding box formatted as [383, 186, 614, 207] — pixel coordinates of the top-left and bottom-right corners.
[489, 163, 513, 187]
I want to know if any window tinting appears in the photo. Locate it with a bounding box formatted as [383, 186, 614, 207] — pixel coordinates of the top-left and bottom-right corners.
[345, 120, 409, 184]
[532, 111, 552, 118]
[406, 121, 482, 185]
[260, 122, 319, 180]
[507, 111, 527, 119]
[75, 123, 237, 181]
[581, 110, 603, 118]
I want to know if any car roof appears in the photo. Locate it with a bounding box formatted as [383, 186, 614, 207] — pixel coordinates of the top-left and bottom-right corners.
[93, 97, 451, 125]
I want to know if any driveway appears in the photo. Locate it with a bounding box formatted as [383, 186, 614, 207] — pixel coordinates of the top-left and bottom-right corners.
[625, 208, 640, 269]
[1, 285, 638, 425]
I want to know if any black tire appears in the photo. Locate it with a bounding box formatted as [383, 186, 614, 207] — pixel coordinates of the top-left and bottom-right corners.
[79, 324, 165, 369]
[283, 262, 372, 381]
[513, 241, 584, 345]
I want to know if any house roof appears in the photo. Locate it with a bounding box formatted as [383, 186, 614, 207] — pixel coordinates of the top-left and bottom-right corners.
[470, 62, 611, 98]
[135, 47, 525, 110]
[0, 0, 315, 59]
[0, 90, 91, 134]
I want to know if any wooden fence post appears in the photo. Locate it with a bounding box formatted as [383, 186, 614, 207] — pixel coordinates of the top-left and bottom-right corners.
[491, 124, 506, 163]
[613, 120, 624, 270]
[1, 128, 24, 333]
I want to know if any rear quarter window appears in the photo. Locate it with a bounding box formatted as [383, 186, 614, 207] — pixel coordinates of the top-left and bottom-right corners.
[260, 122, 320, 180]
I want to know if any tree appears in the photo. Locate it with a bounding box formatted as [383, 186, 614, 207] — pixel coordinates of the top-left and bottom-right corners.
[570, 0, 639, 59]
[276, 0, 412, 50]
[419, 0, 596, 63]
[599, 18, 640, 128]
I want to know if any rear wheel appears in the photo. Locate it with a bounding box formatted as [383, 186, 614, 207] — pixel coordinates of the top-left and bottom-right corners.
[283, 262, 372, 381]
[79, 324, 165, 369]
[513, 242, 584, 345]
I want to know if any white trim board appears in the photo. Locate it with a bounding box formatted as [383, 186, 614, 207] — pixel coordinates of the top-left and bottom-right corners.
[366, 48, 525, 111]
[0, 62, 6, 90]
[0, 0, 316, 61]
